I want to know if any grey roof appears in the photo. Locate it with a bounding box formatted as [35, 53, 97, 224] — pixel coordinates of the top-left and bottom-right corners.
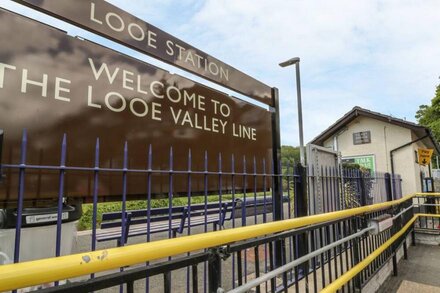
[310, 106, 440, 154]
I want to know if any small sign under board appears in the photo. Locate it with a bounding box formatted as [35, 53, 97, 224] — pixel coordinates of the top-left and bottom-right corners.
[26, 212, 69, 224]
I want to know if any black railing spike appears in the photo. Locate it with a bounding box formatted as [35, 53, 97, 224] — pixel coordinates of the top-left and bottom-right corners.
[148, 144, 152, 170]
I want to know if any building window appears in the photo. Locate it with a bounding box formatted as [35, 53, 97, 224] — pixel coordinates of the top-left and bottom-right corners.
[415, 150, 418, 163]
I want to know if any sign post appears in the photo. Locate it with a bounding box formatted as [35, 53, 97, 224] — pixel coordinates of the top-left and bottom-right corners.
[270, 88, 285, 269]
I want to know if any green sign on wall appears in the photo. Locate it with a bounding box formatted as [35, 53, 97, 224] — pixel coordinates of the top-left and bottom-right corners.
[342, 155, 376, 176]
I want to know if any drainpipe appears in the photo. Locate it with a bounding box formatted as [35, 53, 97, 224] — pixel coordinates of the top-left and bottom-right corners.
[390, 134, 429, 198]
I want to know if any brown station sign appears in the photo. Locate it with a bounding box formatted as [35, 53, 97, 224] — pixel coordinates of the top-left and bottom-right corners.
[0, 9, 272, 204]
[13, 0, 273, 106]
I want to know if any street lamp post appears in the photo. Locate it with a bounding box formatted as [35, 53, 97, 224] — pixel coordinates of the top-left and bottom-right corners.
[279, 58, 309, 273]
[279, 57, 305, 166]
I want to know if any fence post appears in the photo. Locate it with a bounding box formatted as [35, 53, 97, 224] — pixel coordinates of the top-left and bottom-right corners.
[358, 171, 367, 206]
[270, 87, 283, 222]
[424, 177, 436, 214]
[0, 129, 3, 182]
[384, 173, 393, 202]
[271, 87, 285, 269]
[294, 164, 309, 276]
[294, 164, 308, 218]
[208, 248, 222, 293]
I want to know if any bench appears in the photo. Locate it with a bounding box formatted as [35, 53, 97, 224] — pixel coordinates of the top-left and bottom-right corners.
[97, 196, 289, 245]
[96, 200, 239, 245]
[233, 195, 290, 218]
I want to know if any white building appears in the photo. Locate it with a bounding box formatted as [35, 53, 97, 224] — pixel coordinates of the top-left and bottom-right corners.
[310, 107, 440, 196]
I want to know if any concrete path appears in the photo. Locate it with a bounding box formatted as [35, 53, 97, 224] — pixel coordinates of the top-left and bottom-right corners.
[378, 244, 440, 293]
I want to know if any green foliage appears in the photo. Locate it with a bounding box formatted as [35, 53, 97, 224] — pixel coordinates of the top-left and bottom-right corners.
[281, 145, 300, 167]
[416, 83, 440, 143]
[342, 164, 373, 207]
[77, 193, 262, 231]
[281, 145, 300, 191]
[77, 146, 301, 231]
[416, 83, 440, 168]
[342, 162, 361, 170]
[77, 200, 171, 231]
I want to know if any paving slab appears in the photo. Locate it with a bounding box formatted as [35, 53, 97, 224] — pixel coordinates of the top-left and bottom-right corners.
[378, 244, 440, 293]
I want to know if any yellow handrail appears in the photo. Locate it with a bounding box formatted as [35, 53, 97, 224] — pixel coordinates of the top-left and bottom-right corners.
[321, 213, 440, 293]
[0, 193, 438, 292]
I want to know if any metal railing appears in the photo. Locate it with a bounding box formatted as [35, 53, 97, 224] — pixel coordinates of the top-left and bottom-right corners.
[307, 165, 402, 214]
[321, 212, 440, 293]
[0, 193, 438, 292]
[0, 131, 411, 293]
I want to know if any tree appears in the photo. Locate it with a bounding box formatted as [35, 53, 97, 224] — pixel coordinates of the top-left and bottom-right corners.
[281, 146, 300, 191]
[416, 82, 440, 169]
[281, 145, 300, 167]
[416, 83, 440, 142]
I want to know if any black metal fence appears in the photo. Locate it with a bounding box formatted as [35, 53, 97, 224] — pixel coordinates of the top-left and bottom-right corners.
[31, 186, 430, 293]
[414, 194, 440, 230]
[0, 132, 406, 292]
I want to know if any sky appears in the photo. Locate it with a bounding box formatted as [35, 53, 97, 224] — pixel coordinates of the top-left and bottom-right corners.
[1, 0, 440, 146]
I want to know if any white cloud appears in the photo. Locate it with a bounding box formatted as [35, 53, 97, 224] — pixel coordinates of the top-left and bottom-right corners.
[187, 0, 440, 145]
[2, 0, 439, 147]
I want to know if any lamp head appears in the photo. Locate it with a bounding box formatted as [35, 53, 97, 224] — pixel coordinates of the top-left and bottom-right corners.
[279, 57, 300, 67]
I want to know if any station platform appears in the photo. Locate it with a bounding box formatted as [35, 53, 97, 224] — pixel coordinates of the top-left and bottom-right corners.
[379, 244, 440, 293]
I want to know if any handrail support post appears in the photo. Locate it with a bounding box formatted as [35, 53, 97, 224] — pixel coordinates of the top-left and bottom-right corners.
[208, 247, 229, 293]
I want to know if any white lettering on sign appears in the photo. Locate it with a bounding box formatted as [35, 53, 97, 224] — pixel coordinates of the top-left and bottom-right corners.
[21, 69, 48, 97]
[89, 1, 230, 81]
[165, 40, 229, 81]
[90, 2, 157, 49]
[170, 107, 228, 134]
[87, 85, 101, 109]
[150, 81, 164, 98]
[106, 12, 125, 32]
[54, 78, 71, 102]
[0, 58, 258, 141]
[0, 63, 17, 88]
[233, 123, 257, 141]
[0, 62, 71, 103]
[211, 99, 231, 117]
[15, 0, 273, 106]
[105, 91, 126, 112]
[88, 58, 119, 84]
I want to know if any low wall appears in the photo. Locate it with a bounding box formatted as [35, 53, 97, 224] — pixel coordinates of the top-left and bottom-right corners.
[414, 230, 440, 246]
[361, 234, 410, 293]
[362, 230, 439, 293]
